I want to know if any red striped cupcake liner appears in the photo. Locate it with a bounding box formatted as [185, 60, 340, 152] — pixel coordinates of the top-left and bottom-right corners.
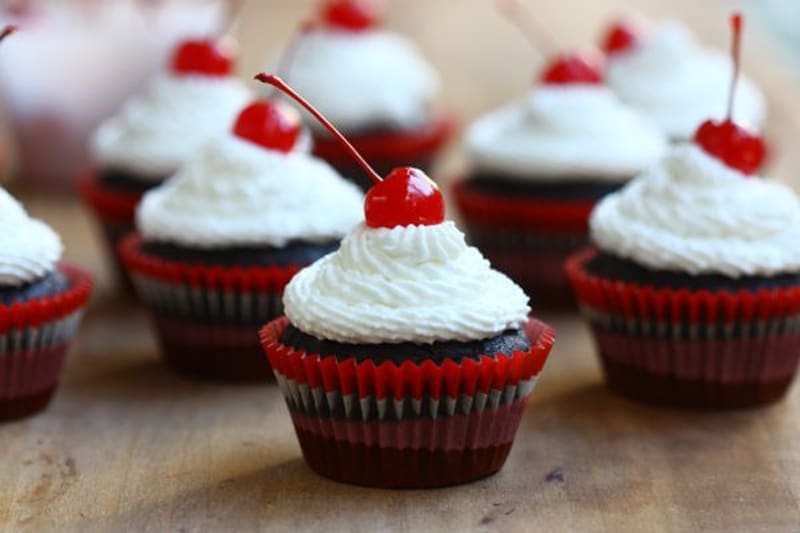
[313, 115, 456, 190]
[119, 233, 301, 381]
[566, 247, 800, 409]
[452, 179, 595, 308]
[77, 171, 143, 291]
[0, 264, 93, 421]
[260, 316, 555, 488]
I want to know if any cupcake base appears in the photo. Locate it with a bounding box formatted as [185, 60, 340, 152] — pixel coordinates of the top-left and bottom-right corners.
[0, 387, 57, 422]
[312, 116, 455, 191]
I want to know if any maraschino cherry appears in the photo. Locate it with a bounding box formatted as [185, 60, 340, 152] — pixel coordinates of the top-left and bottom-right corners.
[693, 13, 766, 175]
[602, 20, 639, 55]
[255, 73, 444, 229]
[171, 39, 234, 77]
[496, 0, 603, 85]
[232, 100, 302, 153]
[320, 0, 379, 31]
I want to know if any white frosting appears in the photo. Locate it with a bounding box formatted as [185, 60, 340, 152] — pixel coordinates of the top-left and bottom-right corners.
[91, 74, 252, 178]
[465, 85, 667, 180]
[606, 21, 766, 140]
[281, 28, 440, 132]
[0, 188, 63, 287]
[591, 144, 800, 277]
[283, 221, 530, 344]
[137, 134, 364, 248]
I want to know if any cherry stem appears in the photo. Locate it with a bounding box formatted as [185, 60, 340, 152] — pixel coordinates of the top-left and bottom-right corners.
[255, 73, 383, 184]
[0, 25, 17, 42]
[495, 0, 558, 55]
[727, 12, 743, 121]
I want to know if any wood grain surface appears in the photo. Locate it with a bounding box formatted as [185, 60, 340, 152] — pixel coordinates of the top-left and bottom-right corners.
[3, 1, 800, 531]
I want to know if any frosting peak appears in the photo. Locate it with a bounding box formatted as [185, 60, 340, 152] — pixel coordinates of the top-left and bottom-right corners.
[590, 144, 800, 277]
[466, 85, 667, 180]
[137, 134, 363, 248]
[0, 188, 63, 286]
[91, 73, 252, 178]
[283, 221, 530, 344]
[606, 20, 766, 140]
[281, 28, 440, 132]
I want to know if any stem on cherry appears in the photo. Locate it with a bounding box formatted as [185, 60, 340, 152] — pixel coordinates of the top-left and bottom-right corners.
[0, 25, 17, 42]
[255, 73, 383, 185]
[727, 12, 743, 121]
[495, 0, 558, 56]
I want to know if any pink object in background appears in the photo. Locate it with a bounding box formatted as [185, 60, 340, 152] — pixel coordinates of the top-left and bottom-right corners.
[0, 0, 229, 192]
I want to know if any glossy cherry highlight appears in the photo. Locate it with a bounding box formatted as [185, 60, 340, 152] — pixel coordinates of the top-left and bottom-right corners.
[693, 12, 766, 175]
[171, 39, 233, 77]
[540, 53, 603, 85]
[233, 100, 302, 153]
[255, 73, 445, 229]
[321, 0, 378, 31]
[602, 21, 638, 55]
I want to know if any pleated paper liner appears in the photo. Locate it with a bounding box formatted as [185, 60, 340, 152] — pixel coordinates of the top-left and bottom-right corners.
[566, 247, 800, 409]
[119, 233, 301, 381]
[452, 179, 595, 308]
[312, 115, 456, 191]
[0, 264, 93, 421]
[77, 172, 143, 291]
[260, 316, 555, 488]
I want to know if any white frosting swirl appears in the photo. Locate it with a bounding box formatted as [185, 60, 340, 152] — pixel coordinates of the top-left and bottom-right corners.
[0, 188, 63, 287]
[137, 134, 364, 248]
[591, 144, 800, 277]
[91, 74, 252, 178]
[283, 221, 530, 344]
[281, 28, 440, 132]
[465, 85, 667, 180]
[606, 21, 766, 140]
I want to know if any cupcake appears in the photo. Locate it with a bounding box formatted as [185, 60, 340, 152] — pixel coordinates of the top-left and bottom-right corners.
[453, 51, 667, 306]
[80, 38, 252, 289]
[567, 14, 793, 409]
[120, 98, 363, 381]
[601, 17, 766, 141]
[258, 74, 555, 488]
[0, 187, 93, 420]
[274, 0, 454, 190]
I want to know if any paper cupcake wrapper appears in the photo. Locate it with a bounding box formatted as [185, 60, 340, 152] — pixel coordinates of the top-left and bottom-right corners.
[260, 317, 554, 422]
[566, 248, 800, 406]
[0, 264, 93, 418]
[77, 171, 142, 224]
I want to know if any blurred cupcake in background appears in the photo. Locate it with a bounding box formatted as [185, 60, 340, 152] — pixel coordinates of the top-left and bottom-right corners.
[0, 187, 93, 420]
[568, 13, 795, 410]
[453, 29, 666, 307]
[601, 16, 766, 141]
[273, 0, 455, 190]
[120, 98, 363, 381]
[80, 36, 251, 290]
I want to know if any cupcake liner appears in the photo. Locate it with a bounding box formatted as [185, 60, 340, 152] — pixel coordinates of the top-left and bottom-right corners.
[453, 179, 593, 306]
[566, 248, 800, 408]
[120, 234, 300, 381]
[0, 264, 93, 420]
[260, 316, 555, 488]
[77, 172, 143, 290]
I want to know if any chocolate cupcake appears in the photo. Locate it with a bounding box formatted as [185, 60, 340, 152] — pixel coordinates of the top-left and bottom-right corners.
[120, 99, 363, 381]
[80, 38, 252, 289]
[274, 0, 454, 190]
[257, 73, 555, 488]
[0, 187, 93, 420]
[454, 51, 666, 306]
[602, 17, 765, 141]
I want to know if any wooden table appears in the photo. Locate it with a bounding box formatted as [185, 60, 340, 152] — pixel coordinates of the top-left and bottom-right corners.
[3, 1, 800, 531]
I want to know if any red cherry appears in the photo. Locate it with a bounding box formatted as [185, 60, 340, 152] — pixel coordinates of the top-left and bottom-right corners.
[321, 0, 378, 31]
[232, 100, 302, 153]
[171, 39, 233, 77]
[540, 53, 603, 85]
[694, 119, 766, 175]
[364, 167, 445, 229]
[602, 21, 638, 55]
